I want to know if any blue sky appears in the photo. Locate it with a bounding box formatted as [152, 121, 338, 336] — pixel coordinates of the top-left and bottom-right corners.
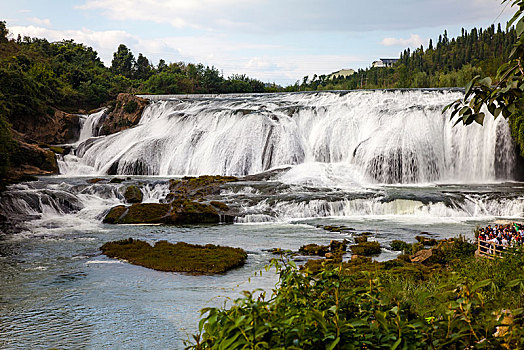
[1, 0, 513, 85]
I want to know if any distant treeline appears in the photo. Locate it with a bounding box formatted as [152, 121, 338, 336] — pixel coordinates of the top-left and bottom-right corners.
[292, 24, 516, 91]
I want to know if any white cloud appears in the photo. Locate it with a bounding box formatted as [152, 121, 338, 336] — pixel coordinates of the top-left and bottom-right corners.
[76, 0, 511, 33]
[8, 25, 138, 62]
[27, 17, 51, 27]
[381, 34, 425, 48]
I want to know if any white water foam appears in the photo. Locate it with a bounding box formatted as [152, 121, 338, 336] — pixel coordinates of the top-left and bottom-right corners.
[60, 90, 517, 185]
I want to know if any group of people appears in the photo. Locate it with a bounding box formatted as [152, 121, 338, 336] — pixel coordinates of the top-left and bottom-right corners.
[478, 222, 524, 247]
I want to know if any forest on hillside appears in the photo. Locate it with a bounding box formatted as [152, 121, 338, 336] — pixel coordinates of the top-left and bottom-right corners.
[295, 24, 516, 91]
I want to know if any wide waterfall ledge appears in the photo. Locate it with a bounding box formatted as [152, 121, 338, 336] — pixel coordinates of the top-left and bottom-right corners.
[59, 89, 518, 186]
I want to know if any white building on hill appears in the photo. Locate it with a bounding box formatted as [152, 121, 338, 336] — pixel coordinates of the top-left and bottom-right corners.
[372, 58, 399, 68]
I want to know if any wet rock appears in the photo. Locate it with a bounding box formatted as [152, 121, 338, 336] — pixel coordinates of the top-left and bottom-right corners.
[299, 243, 330, 256]
[354, 235, 368, 244]
[330, 239, 348, 253]
[350, 241, 381, 256]
[124, 185, 143, 204]
[390, 240, 411, 252]
[410, 249, 433, 264]
[99, 94, 149, 135]
[87, 178, 105, 184]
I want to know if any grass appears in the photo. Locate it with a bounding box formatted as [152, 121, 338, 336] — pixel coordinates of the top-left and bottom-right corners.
[100, 238, 247, 274]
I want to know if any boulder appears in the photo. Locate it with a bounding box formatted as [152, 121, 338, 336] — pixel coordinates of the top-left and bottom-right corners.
[124, 185, 143, 203]
[102, 201, 222, 225]
[99, 94, 149, 135]
[410, 248, 433, 264]
[299, 243, 330, 256]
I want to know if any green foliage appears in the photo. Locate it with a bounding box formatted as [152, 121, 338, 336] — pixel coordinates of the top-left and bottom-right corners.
[111, 44, 135, 78]
[0, 105, 15, 178]
[189, 253, 524, 349]
[293, 24, 514, 92]
[100, 238, 247, 273]
[444, 0, 524, 154]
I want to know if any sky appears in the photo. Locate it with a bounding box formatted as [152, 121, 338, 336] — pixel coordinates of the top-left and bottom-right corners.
[0, 0, 514, 86]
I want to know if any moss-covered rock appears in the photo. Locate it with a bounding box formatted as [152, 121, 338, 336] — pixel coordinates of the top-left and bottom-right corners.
[354, 235, 368, 244]
[210, 201, 229, 211]
[103, 200, 224, 224]
[299, 243, 330, 256]
[124, 185, 143, 203]
[100, 238, 247, 274]
[350, 241, 381, 256]
[119, 203, 171, 224]
[390, 240, 411, 252]
[167, 200, 220, 224]
[87, 178, 105, 184]
[167, 175, 238, 201]
[102, 205, 128, 224]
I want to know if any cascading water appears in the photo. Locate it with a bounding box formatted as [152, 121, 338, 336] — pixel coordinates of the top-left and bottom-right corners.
[2, 90, 523, 349]
[61, 90, 516, 184]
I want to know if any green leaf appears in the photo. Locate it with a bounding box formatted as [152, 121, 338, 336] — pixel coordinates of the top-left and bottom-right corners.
[478, 77, 492, 87]
[474, 112, 485, 125]
[471, 279, 491, 292]
[517, 18, 524, 37]
[391, 338, 402, 350]
[326, 337, 340, 350]
[507, 279, 524, 288]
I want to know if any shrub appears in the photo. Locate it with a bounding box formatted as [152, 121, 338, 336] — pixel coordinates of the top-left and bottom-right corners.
[188, 257, 524, 349]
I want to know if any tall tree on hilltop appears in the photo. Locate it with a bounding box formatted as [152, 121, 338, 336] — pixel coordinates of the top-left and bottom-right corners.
[0, 21, 8, 43]
[111, 44, 135, 78]
[134, 53, 152, 80]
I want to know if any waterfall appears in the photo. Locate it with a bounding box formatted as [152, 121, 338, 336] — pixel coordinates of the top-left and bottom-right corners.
[78, 109, 106, 143]
[60, 90, 517, 184]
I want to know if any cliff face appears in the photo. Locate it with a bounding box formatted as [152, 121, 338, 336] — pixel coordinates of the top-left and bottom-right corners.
[99, 93, 148, 135]
[11, 110, 81, 145]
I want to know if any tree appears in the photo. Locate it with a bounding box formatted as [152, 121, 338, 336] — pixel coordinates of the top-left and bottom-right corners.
[111, 44, 135, 78]
[157, 59, 167, 72]
[444, 0, 524, 155]
[134, 53, 152, 80]
[0, 21, 8, 43]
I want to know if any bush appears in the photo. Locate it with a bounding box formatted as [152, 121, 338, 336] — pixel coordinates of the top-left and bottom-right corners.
[188, 257, 524, 349]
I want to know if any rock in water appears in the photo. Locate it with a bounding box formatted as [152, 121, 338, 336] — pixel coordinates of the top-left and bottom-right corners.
[124, 185, 143, 203]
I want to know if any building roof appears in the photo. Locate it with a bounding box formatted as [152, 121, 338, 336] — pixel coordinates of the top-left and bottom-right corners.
[379, 58, 399, 64]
